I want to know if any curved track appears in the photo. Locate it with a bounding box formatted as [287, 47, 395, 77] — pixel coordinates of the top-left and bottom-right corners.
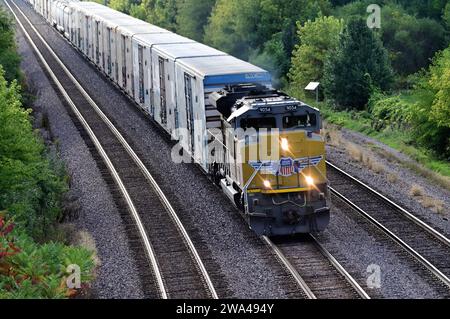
[6, 0, 218, 299]
[263, 235, 370, 299]
[327, 161, 450, 290]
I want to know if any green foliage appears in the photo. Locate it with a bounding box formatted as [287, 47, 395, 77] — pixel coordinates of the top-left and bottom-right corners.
[323, 18, 393, 109]
[204, 0, 331, 81]
[0, 8, 21, 83]
[428, 47, 450, 127]
[368, 92, 411, 131]
[109, 0, 131, 14]
[288, 16, 344, 96]
[0, 213, 94, 299]
[444, 2, 450, 28]
[0, 69, 68, 240]
[335, 2, 447, 77]
[204, 0, 260, 60]
[396, 0, 448, 20]
[381, 4, 446, 76]
[364, 47, 450, 160]
[129, 3, 147, 20]
[176, 0, 215, 41]
[0, 14, 94, 298]
[140, 0, 178, 31]
[407, 47, 450, 159]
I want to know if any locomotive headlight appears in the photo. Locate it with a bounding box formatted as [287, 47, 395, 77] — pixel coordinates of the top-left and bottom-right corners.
[281, 138, 289, 151]
[263, 180, 272, 189]
[305, 175, 314, 186]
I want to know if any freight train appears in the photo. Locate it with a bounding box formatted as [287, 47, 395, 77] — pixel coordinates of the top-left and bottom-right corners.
[26, 0, 330, 236]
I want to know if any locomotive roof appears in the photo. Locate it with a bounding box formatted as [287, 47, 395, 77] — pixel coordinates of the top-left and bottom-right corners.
[133, 32, 195, 47]
[227, 97, 319, 122]
[152, 42, 227, 60]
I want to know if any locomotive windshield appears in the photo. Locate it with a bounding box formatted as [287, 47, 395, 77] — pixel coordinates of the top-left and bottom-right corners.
[240, 117, 276, 130]
[283, 113, 317, 129]
[237, 111, 319, 132]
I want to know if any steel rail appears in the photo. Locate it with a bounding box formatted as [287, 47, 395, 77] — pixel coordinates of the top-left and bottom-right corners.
[261, 236, 317, 299]
[9, 0, 218, 299]
[329, 185, 450, 289]
[4, 0, 168, 299]
[326, 161, 450, 247]
[309, 234, 370, 299]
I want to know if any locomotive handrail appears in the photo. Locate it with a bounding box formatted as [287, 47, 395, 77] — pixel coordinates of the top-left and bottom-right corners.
[243, 163, 263, 215]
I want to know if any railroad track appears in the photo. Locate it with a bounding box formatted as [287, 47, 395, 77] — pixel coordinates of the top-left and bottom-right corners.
[6, 0, 218, 299]
[326, 161, 450, 290]
[262, 235, 370, 299]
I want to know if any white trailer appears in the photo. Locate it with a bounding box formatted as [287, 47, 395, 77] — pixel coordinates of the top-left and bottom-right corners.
[149, 43, 227, 134]
[97, 18, 147, 82]
[115, 23, 169, 95]
[131, 32, 195, 114]
[68, 2, 110, 58]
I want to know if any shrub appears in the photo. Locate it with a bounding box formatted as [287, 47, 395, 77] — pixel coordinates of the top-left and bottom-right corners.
[0, 8, 21, 83]
[0, 212, 94, 298]
[0, 68, 68, 239]
[408, 47, 450, 160]
[368, 93, 411, 131]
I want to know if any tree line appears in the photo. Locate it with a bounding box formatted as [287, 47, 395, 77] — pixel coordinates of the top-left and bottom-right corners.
[106, 0, 450, 160]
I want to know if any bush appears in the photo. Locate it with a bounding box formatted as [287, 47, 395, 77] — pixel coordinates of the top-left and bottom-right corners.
[0, 68, 68, 240]
[0, 65, 94, 300]
[0, 8, 21, 83]
[368, 92, 411, 131]
[409, 47, 450, 159]
[0, 212, 94, 298]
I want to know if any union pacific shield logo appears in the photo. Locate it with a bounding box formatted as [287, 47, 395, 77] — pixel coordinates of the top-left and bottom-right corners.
[279, 158, 294, 176]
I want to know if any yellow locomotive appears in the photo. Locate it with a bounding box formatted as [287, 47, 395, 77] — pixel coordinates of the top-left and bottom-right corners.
[210, 84, 330, 236]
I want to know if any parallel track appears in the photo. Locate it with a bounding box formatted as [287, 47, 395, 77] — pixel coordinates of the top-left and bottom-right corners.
[14, 0, 450, 299]
[327, 161, 450, 290]
[263, 235, 370, 299]
[7, 0, 218, 299]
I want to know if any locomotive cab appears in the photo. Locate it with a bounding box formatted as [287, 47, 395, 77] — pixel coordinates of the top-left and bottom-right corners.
[210, 84, 330, 236]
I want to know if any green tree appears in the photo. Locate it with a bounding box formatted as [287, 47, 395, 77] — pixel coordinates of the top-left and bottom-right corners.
[109, 0, 131, 14]
[129, 3, 147, 20]
[336, 2, 447, 77]
[204, 0, 330, 79]
[204, 0, 260, 60]
[176, 0, 215, 41]
[323, 18, 393, 109]
[444, 2, 450, 28]
[140, 0, 179, 31]
[288, 16, 344, 96]
[0, 8, 21, 83]
[252, 0, 331, 79]
[381, 4, 446, 76]
[408, 47, 450, 159]
[0, 68, 67, 239]
[428, 47, 450, 127]
[396, 0, 448, 20]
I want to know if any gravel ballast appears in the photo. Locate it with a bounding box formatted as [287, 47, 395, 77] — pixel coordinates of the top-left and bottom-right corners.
[10, 0, 449, 299]
[326, 125, 450, 236]
[12, 0, 299, 299]
[315, 200, 446, 299]
[7, 0, 145, 298]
